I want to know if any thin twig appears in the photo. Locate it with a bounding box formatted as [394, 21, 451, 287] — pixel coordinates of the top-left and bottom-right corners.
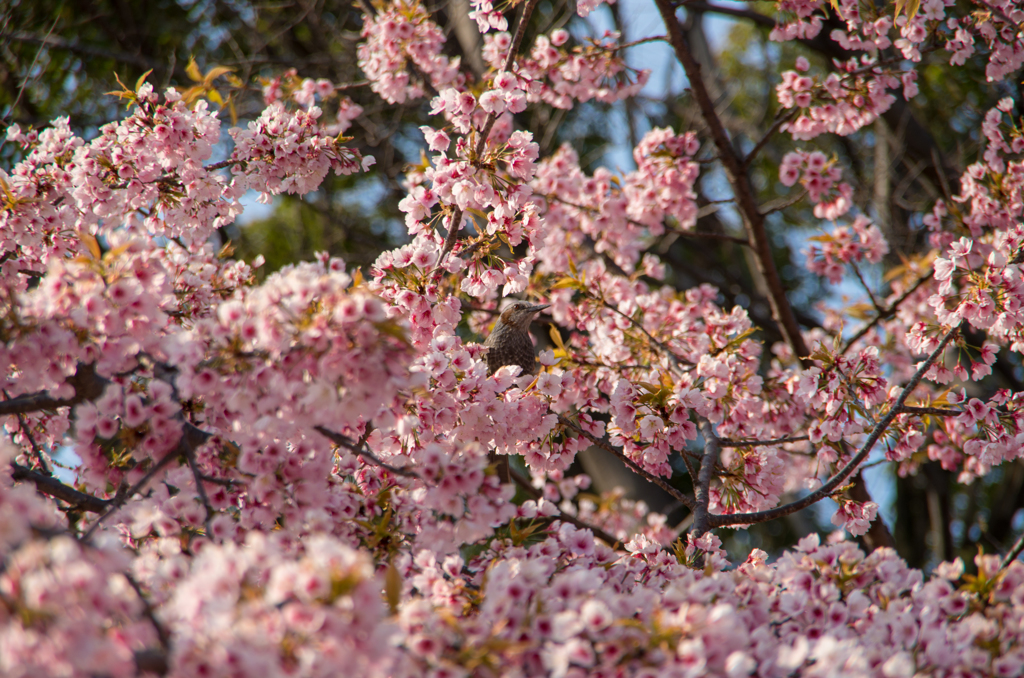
[183, 439, 216, 532]
[719, 434, 810, 448]
[558, 414, 695, 510]
[600, 301, 692, 369]
[314, 426, 420, 478]
[680, 446, 699, 483]
[1000, 530, 1024, 572]
[850, 261, 883, 313]
[743, 109, 797, 168]
[841, 273, 931, 356]
[0, 15, 61, 131]
[123, 572, 171, 650]
[900, 406, 961, 417]
[4, 389, 50, 474]
[613, 35, 669, 50]
[507, 469, 621, 547]
[544, 194, 749, 246]
[82, 427, 207, 541]
[710, 325, 958, 528]
[758, 189, 808, 215]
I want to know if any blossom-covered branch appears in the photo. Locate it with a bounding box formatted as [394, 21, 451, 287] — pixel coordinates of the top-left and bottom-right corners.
[710, 325, 959, 528]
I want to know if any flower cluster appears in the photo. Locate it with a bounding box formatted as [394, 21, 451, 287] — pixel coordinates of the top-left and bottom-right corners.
[624, 128, 701, 231]
[804, 216, 889, 284]
[482, 30, 650, 110]
[161, 533, 395, 678]
[778, 149, 854, 220]
[945, 0, 1024, 81]
[468, 0, 508, 33]
[531, 127, 699, 273]
[357, 0, 462, 104]
[831, 497, 879, 536]
[777, 59, 900, 139]
[230, 102, 373, 201]
[769, 0, 825, 42]
[259, 69, 365, 133]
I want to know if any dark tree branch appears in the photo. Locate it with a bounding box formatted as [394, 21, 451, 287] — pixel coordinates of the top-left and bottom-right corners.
[11, 463, 109, 513]
[124, 571, 171, 652]
[654, 0, 811, 366]
[0, 362, 108, 417]
[900, 406, 961, 417]
[691, 419, 721, 539]
[83, 423, 211, 540]
[315, 426, 420, 478]
[183, 439, 216, 533]
[841, 273, 932, 356]
[710, 325, 958, 528]
[1001, 529, 1024, 572]
[507, 469, 622, 547]
[4, 389, 50, 474]
[558, 414, 696, 510]
[719, 435, 810, 448]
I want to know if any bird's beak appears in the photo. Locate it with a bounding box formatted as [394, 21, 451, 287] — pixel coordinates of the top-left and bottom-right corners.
[527, 303, 550, 315]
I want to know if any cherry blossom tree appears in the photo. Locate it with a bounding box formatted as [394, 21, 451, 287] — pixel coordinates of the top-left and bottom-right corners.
[3, 0, 1024, 676]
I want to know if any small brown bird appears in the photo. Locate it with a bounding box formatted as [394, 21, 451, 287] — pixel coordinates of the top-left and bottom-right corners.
[484, 301, 550, 376]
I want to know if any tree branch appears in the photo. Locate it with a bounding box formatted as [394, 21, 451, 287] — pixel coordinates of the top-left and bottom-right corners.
[654, 0, 811, 366]
[124, 570, 171, 676]
[0, 362, 108, 416]
[11, 463, 109, 513]
[314, 426, 420, 478]
[558, 414, 695, 510]
[710, 325, 958, 528]
[1000, 529, 1024, 572]
[743, 109, 797, 168]
[841, 273, 932, 356]
[719, 435, 810, 448]
[83, 423, 211, 540]
[438, 0, 541, 263]
[691, 419, 721, 539]
[507, 468, 622, 547]
[183, 439, 216, 533]
[4, 389, 51, 474]
[600, 301, 692, 369]
[900, 406, 961, 417]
